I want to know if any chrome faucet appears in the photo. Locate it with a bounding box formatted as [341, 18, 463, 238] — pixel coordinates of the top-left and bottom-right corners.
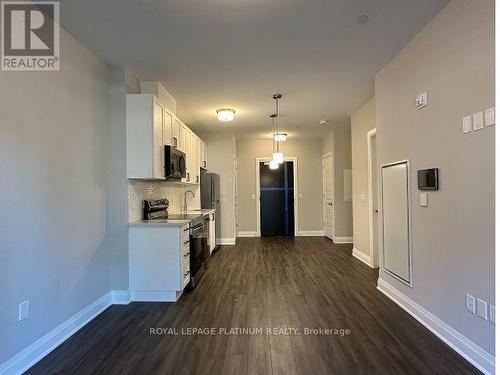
[184, 190, 195, 212]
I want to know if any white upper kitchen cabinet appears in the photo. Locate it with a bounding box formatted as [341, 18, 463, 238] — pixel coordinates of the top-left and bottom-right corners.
[183, 126, 192, 183]
[127, 94, 167, 179]
[191, 134, 200, 184]
[172, 117, 181, 149]
[179, 121, 187, 154]
[200, 140, 207, 170]
[163, 110, 173, 148]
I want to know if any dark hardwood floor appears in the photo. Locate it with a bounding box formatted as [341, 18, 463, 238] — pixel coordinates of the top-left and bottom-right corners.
[28, 237, 481, 375]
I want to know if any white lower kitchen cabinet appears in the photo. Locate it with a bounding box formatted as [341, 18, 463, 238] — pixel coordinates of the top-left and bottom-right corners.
[129, 223, 190, 302]
[209, 212, 216, 254]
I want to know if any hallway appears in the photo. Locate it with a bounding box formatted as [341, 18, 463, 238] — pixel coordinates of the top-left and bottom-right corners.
[29, 237, 479, 374]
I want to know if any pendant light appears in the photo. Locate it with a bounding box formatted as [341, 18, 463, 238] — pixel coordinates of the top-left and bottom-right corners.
[269, 113, 279, 169]
[272, 94, 284, 164]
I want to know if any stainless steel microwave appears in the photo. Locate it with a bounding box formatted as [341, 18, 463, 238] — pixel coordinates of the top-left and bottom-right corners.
[165, 145, 186, 180]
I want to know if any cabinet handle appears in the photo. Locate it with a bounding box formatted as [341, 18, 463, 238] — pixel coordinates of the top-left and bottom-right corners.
[187, 172, 190, 181]
[184, 240, 190, 245]
[184, 271, 190, 276]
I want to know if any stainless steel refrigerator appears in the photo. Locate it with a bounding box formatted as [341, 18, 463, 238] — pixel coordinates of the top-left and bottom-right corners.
[200, 173, 220, 246]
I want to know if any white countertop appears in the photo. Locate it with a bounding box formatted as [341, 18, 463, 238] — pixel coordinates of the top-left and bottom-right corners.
[128, 209, 215, 227]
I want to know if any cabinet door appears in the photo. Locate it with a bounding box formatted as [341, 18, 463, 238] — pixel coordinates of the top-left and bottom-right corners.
[179, 122, 186, 153]
[184, 128, 192, 182]
[209, 213, 216, 252]
[202, 142, 208, 169]
[152, 100, 164, 179]
[192, 135, 199, 183]
[172, 118, 180, 148]
[163, 110, 173, 146]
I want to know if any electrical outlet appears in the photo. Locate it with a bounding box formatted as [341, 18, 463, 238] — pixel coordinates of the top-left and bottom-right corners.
[19, 300, 29, 321]
[466, 294, 476, 314]
[489, 305, 495, 324]
[477, 299, 488, 321]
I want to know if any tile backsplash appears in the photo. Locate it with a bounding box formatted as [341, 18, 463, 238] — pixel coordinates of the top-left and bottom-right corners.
[128, 180, 200, 222]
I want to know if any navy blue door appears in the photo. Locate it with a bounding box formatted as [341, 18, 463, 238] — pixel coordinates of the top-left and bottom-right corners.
[259, 161, 294, 236]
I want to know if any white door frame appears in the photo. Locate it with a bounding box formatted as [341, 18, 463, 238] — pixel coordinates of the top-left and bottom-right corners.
[322, 152, 334, 240]
[367, 128, 379, 268]
[256, 157, 299, 237]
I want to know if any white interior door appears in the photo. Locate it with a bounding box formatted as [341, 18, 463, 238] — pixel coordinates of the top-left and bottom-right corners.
[381, 161, 412, 285]
[322, 153, 334, 240]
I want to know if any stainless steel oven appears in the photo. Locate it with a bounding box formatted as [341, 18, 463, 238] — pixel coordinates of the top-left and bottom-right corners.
[189, 215, 209, 288]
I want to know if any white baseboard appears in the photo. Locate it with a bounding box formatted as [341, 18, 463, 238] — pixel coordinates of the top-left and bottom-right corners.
[217, 238, 236, 245]
[297, 230, 325, 237]
[130, 290, 179, 302]
[377, 278, 495, 375]
[333, 236, 353, 244]
[0, 292, 112, 375]
[352, 247, 372, 267]
[111, 290, 131, 305]
[237, 231, 258, 237]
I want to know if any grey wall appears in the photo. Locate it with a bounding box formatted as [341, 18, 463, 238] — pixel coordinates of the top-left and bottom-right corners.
[107, 67, 129, 290]
[333, 128, 353, 238]
[0, 29, 111, 362]
[237, 139, 323, 234]
[351, 98, 376, 258]
[322, 128, 353, 239]
[376, 0, 494, 355]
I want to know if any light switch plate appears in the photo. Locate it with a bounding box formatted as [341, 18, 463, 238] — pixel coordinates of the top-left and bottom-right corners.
[416, 92, 428, 109]
[490, 305, 495, 324]
[419, 192, 428, 207]
[477, 299, 488, 320]
[360, 193, 365, 202]
[473, 111, 484, 131]
[298, 193, 303, 199]
[466, 294, 476, 314]
[251, 194, 255, 200]
[19, 300, 29, 321]
[462, 116, 472, 133]
[485, 107, 495, 127]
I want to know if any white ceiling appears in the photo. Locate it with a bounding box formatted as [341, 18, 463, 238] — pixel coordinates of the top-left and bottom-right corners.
[60, 0, 449, 139]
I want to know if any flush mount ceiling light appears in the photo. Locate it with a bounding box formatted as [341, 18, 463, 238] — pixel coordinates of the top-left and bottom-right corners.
[274, 133, 287, 142]
[216, 108, 236, 122]
[319, 120, 329, 125]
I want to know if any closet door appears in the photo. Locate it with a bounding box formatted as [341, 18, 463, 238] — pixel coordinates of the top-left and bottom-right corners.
[381, 160, 412, 286]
